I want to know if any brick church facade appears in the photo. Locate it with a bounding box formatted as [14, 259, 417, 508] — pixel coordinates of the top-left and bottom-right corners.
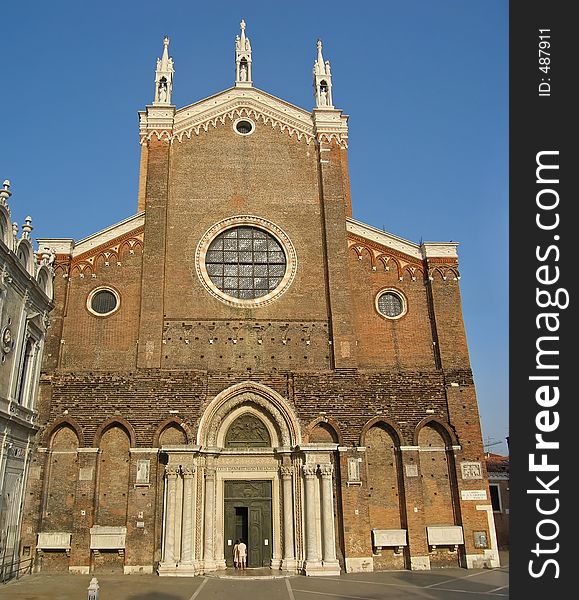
[20, 23, 499, 575]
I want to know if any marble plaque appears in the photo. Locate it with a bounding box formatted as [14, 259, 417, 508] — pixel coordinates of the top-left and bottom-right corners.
[348, 457, 361, 482]
[79, 467, 94, 481]
[405, 464, 419, 477]
[461, 461, 483, 480]
[136, 459, 150, 484]
[427, 526, 464, 546]
[372, 529, 407, 547]
[461, 489, 487, 500]
[37, 532, 71, 549]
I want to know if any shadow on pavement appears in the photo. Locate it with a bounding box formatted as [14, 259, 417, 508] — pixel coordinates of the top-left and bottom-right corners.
[127, 593, 184, 600]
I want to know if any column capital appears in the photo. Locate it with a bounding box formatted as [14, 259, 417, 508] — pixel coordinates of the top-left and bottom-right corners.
[302, 464, 318, 478]
[165, 465, 180, 478]
[319, 464, 334, 478]
[205, 467, 216, 481]
[182, 466, 196, 478]
[280, 466, 293, 479]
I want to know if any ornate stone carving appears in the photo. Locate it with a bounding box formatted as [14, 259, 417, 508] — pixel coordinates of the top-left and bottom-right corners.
[37, 532, 71, 550]
[165, 465, 180, 478]
[302, 464, 318, 477]
[279, 466, 293, 479]
[182, 466, 196, 478]
[225, 413, 271, 448]
[203, 391, 293, 447]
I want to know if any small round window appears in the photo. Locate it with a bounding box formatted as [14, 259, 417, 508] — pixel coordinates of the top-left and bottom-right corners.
[234, 118, 254, 135]
[376, 290, 406, 319]
[88, 288, 119, 316]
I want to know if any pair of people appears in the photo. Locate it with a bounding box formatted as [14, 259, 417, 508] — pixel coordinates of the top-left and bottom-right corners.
[233, 539, 247, 569]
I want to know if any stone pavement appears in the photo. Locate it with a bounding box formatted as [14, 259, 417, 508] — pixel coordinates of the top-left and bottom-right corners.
[0, 554, 509, 600]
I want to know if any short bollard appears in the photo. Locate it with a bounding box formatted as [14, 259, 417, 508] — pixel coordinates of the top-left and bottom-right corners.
[87, 577, 100, 600]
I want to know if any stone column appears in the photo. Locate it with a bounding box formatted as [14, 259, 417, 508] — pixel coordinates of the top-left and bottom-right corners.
[319, 464, 340, 574]
[180, 467, 196, 565]
[303, 464, 322, 574]
[203, 468, 216, 569]
[162, 466, 180, 565]
[280, 466, 296, 571]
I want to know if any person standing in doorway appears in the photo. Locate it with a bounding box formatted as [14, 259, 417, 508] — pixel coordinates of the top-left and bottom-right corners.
[233, 540, 240, 569]
[238, 539, 247, 570]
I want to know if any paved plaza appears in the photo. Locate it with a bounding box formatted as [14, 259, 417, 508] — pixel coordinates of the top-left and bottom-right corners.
[0, 554, 508, 600]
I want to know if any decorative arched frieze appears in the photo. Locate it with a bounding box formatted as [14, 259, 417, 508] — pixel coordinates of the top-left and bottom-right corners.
[70, 262, 93, 279]
[68, 232, 144, 278]
[360, 416, 405, 447]
[428, 265, 460, 281]
[197, 381, 301, 448]
[317, 132, 348, 149]
[347, 238, 424, 279]
[93, 416, 137, 448]
[413, 416, 458, 447]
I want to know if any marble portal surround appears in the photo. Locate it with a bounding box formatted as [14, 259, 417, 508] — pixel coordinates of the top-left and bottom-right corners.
[156, 445, 340, 576]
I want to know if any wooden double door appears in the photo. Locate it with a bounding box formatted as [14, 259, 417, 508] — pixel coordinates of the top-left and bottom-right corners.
[224, 480, 272, 568]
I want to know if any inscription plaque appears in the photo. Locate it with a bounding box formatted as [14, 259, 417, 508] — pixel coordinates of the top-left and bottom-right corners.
[461, 489, 487, 501]
[37, 532, 71, 550]
[427, 526, 464, 546]
[90, 526, 127, 549]
[372, 529, 407, 548]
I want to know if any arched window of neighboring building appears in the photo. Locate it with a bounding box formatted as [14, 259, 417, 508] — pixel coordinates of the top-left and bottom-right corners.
[17, 337, 36, 405]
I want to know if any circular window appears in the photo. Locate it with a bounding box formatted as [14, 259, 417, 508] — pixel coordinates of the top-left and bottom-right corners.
[233, 118, 255, 136]
[196, 216, 297, 308]
[87, 288, 120, 316]
[376, 289, 406, 319]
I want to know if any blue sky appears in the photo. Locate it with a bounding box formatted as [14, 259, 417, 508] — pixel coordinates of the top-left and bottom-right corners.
[1, 1, 508, 454]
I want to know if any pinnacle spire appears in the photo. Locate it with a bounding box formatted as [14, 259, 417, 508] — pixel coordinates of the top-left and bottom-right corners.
[313, 39, 333, 108]
[154, 36, 174, 105]
[235, 19, 252, 87]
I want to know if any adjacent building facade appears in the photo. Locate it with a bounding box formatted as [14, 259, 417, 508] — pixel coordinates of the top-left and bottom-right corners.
[20, 24, 499, 576]
[0, 180, 54, 576]
[486, 453, 509, 550]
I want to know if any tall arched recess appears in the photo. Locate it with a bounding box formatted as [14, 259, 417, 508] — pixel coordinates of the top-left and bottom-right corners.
[361, 419, 407, 571]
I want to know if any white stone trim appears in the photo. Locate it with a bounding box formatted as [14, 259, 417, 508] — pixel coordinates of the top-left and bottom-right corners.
[124, 565, 154, 574]
[69, 566, 90, 574]
[410, 555, 431, 570]
[86, 286, 121, 317]
[466, 504, 500, 569]
[375, 287, 407, 320]
[197, 381, 301, 448]
[344, 557, 374, 573]
[421, 242, 459, 260]
[346, 218, 422, 260]
[66, 213, 144, 258]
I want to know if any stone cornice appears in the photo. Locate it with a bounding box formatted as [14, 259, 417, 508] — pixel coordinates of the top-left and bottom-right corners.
[71, 226, 144, 267]
[346, 218, 459, 267]
[139, 87, 349, 147]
